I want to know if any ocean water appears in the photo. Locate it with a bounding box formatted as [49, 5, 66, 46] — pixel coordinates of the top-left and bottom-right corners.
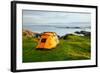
[23, 24, 91, 36]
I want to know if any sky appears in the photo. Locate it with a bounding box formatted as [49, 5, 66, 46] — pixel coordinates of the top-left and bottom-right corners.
[22, 10, 91, 26]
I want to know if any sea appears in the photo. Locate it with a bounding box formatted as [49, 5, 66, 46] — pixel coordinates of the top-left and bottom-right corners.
[23, 24, 91, 37]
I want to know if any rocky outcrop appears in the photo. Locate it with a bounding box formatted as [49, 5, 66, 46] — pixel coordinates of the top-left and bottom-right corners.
[75, 31, 91, 37]
[60, 31, 91, 40]
[23, 29, 39, 38]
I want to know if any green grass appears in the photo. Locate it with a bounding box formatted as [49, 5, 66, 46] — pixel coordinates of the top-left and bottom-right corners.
[23, 35, 91, 63]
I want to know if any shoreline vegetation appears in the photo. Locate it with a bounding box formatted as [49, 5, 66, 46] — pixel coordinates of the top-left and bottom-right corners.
[22, 29, 91, 63]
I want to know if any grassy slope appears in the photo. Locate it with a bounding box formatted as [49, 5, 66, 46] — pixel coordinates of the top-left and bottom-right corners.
[23, 35, 91, 63]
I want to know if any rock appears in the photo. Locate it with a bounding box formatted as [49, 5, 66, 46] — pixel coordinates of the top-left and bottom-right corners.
[23, 29, 39, 38]
[75, 31, 91, 37]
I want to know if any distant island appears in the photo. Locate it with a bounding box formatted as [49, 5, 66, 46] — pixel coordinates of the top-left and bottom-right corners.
[23, 29, 91, 39]
[55, 26, 91, 29]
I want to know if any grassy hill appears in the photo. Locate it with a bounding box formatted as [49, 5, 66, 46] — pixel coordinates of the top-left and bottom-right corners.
[22, 31, 91, 63]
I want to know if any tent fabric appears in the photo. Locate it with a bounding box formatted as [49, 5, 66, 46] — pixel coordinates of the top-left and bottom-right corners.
[36, 32, 59, 49]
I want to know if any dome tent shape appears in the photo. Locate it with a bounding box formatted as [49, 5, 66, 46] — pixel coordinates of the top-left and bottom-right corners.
[36, 32, 59, 49]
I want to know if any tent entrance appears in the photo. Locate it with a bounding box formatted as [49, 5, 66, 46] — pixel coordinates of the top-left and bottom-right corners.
[39, 38, 47, 48]
[41, 38, 46, 43]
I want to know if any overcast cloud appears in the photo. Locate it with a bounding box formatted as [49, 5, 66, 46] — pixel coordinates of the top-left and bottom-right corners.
[22, 10, 91, 25]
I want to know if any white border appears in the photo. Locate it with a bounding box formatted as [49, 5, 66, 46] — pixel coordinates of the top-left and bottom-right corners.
[16, 4, 96, 70]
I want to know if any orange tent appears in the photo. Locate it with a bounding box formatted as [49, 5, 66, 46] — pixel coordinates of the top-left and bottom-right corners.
[36, 32, 59, 49]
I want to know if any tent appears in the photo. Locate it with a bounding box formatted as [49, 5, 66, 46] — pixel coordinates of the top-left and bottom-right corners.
[36, 32, 59, 49]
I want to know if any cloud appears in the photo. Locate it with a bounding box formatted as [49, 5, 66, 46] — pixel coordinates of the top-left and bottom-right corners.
[23, 10, 91, 25]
